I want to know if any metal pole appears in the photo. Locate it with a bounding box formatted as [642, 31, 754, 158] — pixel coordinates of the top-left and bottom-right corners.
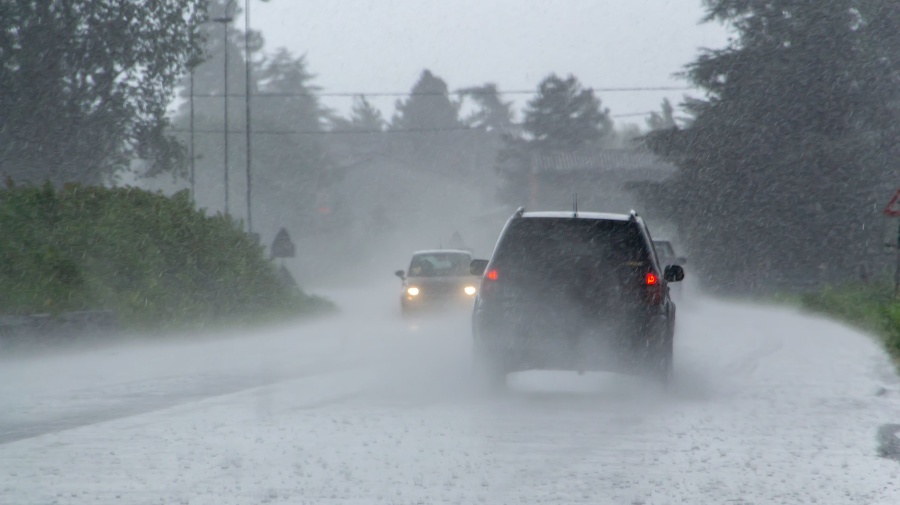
[222, 22, 230, 216]
[189, 56, 195, 202]
[244, 0, 253, 233]
[212, 13, 233, 215]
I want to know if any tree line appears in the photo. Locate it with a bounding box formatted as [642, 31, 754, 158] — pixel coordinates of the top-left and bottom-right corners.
[642, 0, 900, 293]
[1, 0, 661, 188]
[9, 0, 888, 294]
[2, 0, 664, 248]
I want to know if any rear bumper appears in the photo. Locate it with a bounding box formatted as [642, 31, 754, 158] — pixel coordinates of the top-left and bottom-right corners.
[473, 302, 670, 372]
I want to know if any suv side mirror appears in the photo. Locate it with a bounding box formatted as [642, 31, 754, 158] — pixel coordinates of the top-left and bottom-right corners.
[394, 269, 405, 279]
[664, 265, 685, 282]
[469, 259, 489, 276]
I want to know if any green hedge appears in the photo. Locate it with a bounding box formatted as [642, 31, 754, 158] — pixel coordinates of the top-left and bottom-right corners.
[798, 281, 900, 364]
[0, 183, 332, 330]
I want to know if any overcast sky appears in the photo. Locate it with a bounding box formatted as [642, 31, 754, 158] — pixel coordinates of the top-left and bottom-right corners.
[249, 0, 732, 127]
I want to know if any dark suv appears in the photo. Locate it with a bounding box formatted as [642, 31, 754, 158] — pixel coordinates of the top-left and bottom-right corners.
[470, 208, 684, 385]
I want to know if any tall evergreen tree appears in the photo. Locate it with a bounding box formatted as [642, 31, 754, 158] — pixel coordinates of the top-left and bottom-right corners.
[643, 0, 900, 292]
[521, 74, 612, 150]
[389, 70, 467, 173]
[459, 83, 514, 131]
[646, 98, 676, 131]
[391, 70, 462, 131]
[170, 10, 333, 237]
[331, 95, 385, 132]
[495, 73, 613, 205]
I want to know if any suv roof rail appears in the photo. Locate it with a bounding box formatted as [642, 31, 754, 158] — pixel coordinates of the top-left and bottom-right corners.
[514, 206, 525, 218]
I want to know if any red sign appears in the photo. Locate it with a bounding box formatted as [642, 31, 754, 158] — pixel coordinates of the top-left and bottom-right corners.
[884, 189, 900, 217]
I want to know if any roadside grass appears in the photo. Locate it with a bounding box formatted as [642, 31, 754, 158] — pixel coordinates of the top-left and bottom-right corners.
[0, 183, 334, 334]
[791, 280, 900, 365]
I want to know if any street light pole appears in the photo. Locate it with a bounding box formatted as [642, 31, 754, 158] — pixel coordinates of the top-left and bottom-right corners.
[212, 13, 233, 216]
[244, 0, 253, 233]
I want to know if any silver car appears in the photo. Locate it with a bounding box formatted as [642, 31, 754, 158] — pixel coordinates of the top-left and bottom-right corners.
[394, 249, 479, 315]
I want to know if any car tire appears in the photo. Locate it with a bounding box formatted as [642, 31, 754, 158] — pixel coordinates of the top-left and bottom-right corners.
[473, 343, 507, 391]
[657, 337, 674, 384]
[648, 330, 674, 386]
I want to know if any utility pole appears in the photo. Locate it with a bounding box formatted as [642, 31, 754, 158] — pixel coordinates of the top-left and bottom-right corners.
[213, 12, 234, 216]
[244, 0, 253, 233]
[189, 28, 196, 202]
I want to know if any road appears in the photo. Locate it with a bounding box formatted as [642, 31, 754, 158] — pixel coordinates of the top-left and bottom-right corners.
[1, 282, 899, 504]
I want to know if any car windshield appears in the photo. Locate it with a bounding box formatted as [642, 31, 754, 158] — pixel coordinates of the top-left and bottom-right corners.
[408, 252, 471, 277]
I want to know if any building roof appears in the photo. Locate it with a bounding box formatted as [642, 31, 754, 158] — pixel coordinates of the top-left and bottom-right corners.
[529, 147, 676, 178]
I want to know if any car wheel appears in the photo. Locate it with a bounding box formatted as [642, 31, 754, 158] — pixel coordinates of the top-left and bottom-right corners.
[649, 332, 674, 385]
[473, 343, 508, 391]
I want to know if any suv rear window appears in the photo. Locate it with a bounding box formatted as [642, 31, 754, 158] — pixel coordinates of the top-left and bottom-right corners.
[491, 218, 650, 274]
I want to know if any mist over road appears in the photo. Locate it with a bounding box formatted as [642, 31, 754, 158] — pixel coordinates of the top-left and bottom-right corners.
[1, 283, 899, 504]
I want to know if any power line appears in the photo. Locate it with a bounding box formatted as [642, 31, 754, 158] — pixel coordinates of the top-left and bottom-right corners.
[187, 86, 692, 99]
[613, 111, 658, 118]
[171, 113, 656, 136]
[171, 126, 481, 136]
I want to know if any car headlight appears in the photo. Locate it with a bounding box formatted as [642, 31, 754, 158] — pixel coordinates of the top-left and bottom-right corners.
[407, 287, 420, 296]
[464, 285, 477, 296]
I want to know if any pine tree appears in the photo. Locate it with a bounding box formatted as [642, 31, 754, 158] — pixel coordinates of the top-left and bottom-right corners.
[646, 99, 676, 131]
[643, 0, 900, 292]
[389, 70, 466, 173]
[521, 74, 612, 150]
[459, 83, 514, 131]
[331, 96, 385, 132]
[391, 70, 462, 131]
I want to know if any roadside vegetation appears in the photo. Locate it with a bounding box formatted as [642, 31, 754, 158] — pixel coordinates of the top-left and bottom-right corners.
[0, 183, 333, 332]
[796, 281, 900, 364]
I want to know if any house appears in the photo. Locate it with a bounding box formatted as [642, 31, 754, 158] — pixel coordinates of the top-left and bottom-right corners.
[498, 146, 677, 214]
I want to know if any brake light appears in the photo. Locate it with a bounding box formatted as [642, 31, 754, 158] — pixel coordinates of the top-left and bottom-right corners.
[643, 271, 662, 305]
[485, 269, 499, 281]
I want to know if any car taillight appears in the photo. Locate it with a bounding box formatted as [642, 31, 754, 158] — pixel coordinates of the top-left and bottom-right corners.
[642, 271, 662, 305]
[479, 268, 499, 298]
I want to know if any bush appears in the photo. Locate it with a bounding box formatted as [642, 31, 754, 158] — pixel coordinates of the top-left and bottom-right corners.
[798, 281, 900, 364]
[0, 183, 332, 330]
